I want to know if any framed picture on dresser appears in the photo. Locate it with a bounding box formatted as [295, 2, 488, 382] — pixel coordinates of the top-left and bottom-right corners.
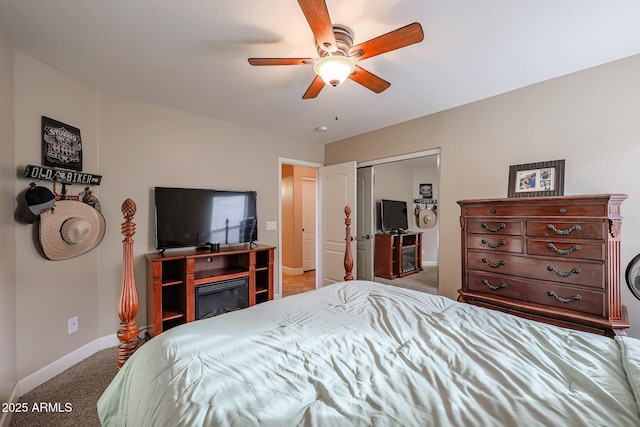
[507, 159, 565, 198]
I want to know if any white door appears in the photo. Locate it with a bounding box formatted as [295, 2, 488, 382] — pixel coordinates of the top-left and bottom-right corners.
[318, 161, 357, 286]
[302, 177, 316, 271]
[356, 167, 374, 280]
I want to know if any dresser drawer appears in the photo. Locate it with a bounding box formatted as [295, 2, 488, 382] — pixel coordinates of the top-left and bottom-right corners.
[526, 221, 605, 240]
[467, 235, 523, 253]
[467, 252, 605, 288]
[527, 239, 605, 261]
[463, 203, 607, 218]
[466, 271, 605, 317]
[466, 220, 522, 235]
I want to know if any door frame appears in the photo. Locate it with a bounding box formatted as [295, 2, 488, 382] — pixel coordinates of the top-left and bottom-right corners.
[356, 166, 374, 281]
[357, 148, 440, 168]
[277, 157, 323, 299]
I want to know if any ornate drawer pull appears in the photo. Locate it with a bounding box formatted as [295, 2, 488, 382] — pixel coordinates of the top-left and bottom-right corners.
[546, 243, 581, 255]
[546, 265, 581, 277]
[547, 290, 581, 303]
[546, 223, 581, 235]
[481, 239, 506, 249]
[482, 258, 506, 269]
[482, 223, 506, 232]
[482, 279, 506, 291]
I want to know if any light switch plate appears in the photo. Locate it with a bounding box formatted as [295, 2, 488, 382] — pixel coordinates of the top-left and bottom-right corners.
[266, 221, 277, 231]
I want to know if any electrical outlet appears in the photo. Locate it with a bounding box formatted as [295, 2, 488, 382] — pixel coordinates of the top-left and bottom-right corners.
[266, 221, 277, 231]
[68, 316, 78, 334]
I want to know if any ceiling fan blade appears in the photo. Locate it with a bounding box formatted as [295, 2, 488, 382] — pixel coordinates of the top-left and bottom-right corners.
[248, 58, 314, 66]
[350, 22, 424, 60]
[302, 75, 325, 99]
[348, 65, 390, 93]
[297, 0, 337, 52]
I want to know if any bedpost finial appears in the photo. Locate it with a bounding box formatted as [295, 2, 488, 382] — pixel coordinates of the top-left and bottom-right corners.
[121, 198, 137, 240]
[122, 198, 137, 220]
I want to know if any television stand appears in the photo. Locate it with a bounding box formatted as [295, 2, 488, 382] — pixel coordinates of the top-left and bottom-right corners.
[374, 232, 422, 280]
[145, 244, 275, 336]
[205, 242, 220, 252]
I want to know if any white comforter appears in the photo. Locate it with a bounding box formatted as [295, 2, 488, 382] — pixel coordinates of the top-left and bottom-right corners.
[98, 280, 640, 426]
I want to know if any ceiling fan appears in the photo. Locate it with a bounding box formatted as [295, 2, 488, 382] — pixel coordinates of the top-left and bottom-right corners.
[248, 0, 424, 99]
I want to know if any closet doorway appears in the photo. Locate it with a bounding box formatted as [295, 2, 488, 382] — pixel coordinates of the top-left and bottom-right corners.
[358, 151, 440, 294]
[279, 150, 439, 297]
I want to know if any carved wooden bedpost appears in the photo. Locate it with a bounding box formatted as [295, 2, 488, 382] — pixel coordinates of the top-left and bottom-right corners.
[344, 205, 354, 281]
[117, 198, 140, 369]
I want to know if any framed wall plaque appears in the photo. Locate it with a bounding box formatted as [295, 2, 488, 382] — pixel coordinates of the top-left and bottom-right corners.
[42, 116, 83, 171]
[507, 159, 565, 198]
[419, 183, 433, 199]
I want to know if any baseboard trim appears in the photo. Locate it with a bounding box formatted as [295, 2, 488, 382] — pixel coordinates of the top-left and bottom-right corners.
[282, 266, 304, 275]
[17, 334, 119, 396]
[0, 384, 20, 427]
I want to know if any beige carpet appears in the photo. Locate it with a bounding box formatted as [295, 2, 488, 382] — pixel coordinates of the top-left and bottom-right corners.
[9, 346, 118, 427]
[375, 265, 438, 295]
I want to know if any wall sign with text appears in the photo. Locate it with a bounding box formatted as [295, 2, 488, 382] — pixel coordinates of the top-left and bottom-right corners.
[23, 164, 102, 186]
[42, 116, 83, 171]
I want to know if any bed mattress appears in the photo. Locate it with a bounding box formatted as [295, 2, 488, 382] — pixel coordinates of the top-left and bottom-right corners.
[98, 280, 640, 426]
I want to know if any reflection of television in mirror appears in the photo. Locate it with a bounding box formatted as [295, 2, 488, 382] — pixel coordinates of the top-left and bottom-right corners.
[154, 187, 258, 250]
[380, 199, 409, 233]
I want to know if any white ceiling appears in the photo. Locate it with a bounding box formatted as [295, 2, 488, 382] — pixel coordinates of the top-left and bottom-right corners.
[2, 0, 640, 144]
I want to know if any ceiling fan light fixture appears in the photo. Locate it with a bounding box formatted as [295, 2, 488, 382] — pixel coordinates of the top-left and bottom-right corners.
[313, 55, 355, 87]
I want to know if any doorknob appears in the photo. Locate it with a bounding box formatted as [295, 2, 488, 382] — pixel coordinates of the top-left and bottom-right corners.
[361, 234, 371, 240]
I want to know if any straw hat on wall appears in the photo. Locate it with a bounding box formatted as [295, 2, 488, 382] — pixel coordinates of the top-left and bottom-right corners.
[39, 200, 106, 260]
[416, 207, 437, 229]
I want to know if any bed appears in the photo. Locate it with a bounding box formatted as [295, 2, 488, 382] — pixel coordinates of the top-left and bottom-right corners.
[99, 203, 640, 426]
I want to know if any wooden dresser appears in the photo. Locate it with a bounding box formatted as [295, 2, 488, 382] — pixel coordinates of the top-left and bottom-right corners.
[457, 194, 628, 337]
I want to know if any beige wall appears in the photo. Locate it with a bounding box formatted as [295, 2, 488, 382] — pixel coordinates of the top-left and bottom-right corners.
[0, 21, 16, 406]
[12, 51, 324, 379]
[326, 54, 640, 338]
[14, 52, 101, 381]
[375, 162, 415, 226]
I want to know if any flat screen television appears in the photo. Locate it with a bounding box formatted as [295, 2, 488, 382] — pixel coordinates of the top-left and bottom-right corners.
[154, 187, 258, 250]
[380, 199, 409, 233]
